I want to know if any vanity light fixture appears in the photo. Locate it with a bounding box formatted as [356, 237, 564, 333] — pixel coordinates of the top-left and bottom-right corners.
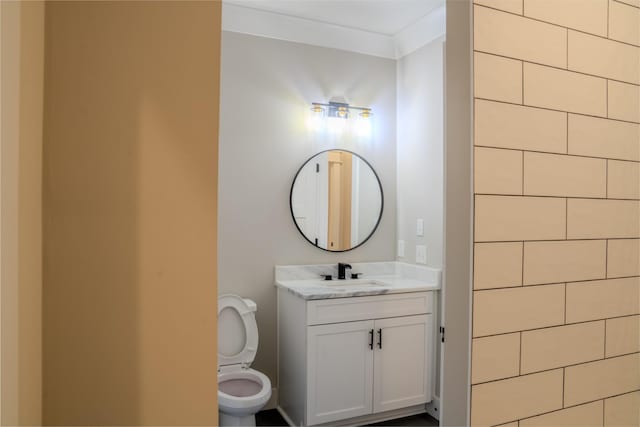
[310, 101, 373, 120]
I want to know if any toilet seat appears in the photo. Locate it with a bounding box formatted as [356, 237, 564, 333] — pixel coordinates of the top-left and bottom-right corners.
[218, 294, 258, 369]
[218, 367, 271, 411]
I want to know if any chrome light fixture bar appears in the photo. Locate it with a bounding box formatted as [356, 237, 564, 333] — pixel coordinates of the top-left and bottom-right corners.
[311, 101, 373, 119]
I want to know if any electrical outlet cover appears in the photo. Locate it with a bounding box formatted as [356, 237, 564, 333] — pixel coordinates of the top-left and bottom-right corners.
[397, 240, 405, 258]
[416, 245, 427, 264]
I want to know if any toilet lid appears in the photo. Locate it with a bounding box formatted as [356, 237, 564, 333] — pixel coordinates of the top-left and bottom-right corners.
[218, 294, 258, 368]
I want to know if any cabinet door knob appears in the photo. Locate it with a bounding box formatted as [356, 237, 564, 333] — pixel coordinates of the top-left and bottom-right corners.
[377, 328, 382, 349]
[369, 329, 374, 350]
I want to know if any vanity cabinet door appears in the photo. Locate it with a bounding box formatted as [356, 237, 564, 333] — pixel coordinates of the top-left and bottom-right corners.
[307, 320, 375, 425]
[373, 314, 432, 413]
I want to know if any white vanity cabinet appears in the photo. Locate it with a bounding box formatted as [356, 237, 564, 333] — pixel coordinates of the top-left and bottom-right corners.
[307, 320, 374, 424]
[277, 290, 435, 426]
[372, 314, 432, 413]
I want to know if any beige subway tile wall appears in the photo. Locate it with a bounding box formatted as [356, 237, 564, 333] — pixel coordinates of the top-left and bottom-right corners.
[568, 30, 640, 85]
[564, 353, 640, 406]
[522, 240, 606, 285]
[475, 0, 523, 15]
[474, 6, 567, 67]
[471, 369, 564, 426]
[519, 400, 603, 427]
[475, 100, 568, 153]
[565, 277, 640, 323]
[618, 0, 640, 8]
[524, 63, 608, 116]
[472, 0, 640, 424]
[520, 321, 605, 374]
[475, 195, 566, 241]
[608, 160, 640, 199]
[567, 114, 639, 161]
[607, 239, 640, 278]
[474, 53, 523, 103]
[606, 315, 640, 357]
[475, 147, 523, 195]
[473, 284, 565, 336]
[604, 391, 640, 427]
[608, 80, 640, 122]
[474, 242, 523, 289]
[608, 0, 640, 46]
[567, 199, 640, 239]
[523, 152, 607, 198]
[523, 0, 608, 36]
[471, 333, 520, 384]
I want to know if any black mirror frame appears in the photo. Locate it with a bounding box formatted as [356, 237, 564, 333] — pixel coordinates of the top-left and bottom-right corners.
[289, 149, 384, 253]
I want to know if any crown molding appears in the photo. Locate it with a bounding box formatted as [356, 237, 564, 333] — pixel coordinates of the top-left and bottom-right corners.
[222, 3, 445, 60]
[222, 3, 396, 59]
[394, 5, 446, 58]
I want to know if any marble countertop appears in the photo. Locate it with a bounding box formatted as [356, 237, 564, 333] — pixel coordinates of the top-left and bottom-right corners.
[274, 262, 441, 300]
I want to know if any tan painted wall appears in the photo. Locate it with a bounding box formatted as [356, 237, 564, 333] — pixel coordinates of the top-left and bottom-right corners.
[471, 0, 640, 425]
[1, 2, 22, 424]
[18, 2, 44, 425]
[1, 1, 44, 425]
[42, 2, 220, 425]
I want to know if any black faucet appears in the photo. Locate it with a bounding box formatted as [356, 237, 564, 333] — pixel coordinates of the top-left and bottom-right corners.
[338, 263, 352, 280]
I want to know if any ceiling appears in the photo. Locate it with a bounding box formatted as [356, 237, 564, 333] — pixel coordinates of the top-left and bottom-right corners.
[223, 0, 444, 36]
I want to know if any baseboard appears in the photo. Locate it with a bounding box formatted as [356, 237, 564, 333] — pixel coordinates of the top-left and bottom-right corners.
[315, 404, 426, 427]
[426, 395, 440, 420]
[275, 393, 436, 425]
[277, 404, 427, 427]
[264, 387, 278, 410]
[277, 406, 296, 427]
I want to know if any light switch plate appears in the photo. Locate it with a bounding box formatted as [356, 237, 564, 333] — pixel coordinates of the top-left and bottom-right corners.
[416, 219, 424, 237]
[397, 240, 405, 258]
[416, 245, 427, 264]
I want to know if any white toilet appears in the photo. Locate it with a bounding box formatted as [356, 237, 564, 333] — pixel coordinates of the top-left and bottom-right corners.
[218, 294, 272, 427]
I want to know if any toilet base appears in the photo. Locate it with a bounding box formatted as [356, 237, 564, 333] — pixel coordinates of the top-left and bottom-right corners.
[219, 411, 256, 427]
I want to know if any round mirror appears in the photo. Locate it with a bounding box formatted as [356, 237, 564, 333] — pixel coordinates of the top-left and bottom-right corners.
[290, 150, 383, 252]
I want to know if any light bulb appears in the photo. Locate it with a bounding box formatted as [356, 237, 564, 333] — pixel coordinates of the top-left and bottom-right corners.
[354, 115, 372, 138]
[359, 109, 372, 118]
[307, 104, 326, 132]
[337, 107, 349, 118]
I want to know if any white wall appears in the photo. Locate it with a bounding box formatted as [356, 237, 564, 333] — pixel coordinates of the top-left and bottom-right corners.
[396, 38, 445, 400]
[218, 32, 397, 388]
[396, 38, 444, 268]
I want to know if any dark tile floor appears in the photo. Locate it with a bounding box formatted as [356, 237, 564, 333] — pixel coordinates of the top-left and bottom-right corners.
[368, 413, 439, 426]
[256, 409, 439, 427]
